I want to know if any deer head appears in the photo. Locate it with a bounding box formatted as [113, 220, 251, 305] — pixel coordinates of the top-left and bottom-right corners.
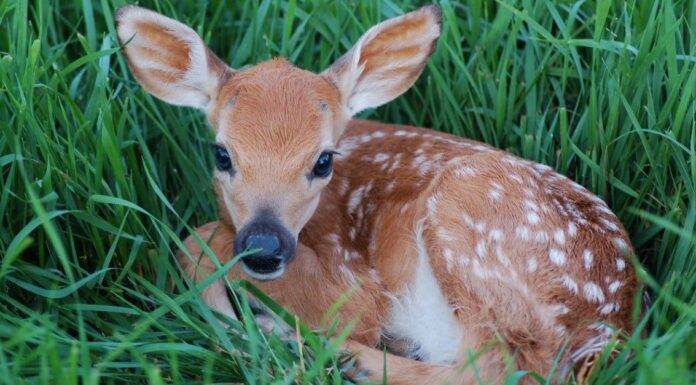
[116, 5, 441, 280]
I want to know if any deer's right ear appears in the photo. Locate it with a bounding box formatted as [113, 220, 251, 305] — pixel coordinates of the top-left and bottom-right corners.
[116, 6, 231, 111]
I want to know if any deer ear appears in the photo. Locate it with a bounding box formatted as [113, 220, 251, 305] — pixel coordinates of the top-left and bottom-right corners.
[322, 5, 441, 117]
[116, 5, 231, 111]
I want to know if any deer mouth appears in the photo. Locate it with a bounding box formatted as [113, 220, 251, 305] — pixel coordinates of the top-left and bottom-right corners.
[241, 257, 286, 280]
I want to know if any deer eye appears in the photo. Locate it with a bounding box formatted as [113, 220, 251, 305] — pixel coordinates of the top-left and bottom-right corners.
[312, 152, 333, 178]
[215, 146, 232, 172]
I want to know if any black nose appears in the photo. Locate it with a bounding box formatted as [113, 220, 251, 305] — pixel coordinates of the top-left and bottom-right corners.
[245, 234, 281, 257]
[234, 212, 297, 279]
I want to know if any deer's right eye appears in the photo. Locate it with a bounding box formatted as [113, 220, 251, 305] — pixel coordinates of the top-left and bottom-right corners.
[215, 146, 232, 172]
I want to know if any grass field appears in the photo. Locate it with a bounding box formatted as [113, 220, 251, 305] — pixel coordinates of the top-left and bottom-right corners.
[1, 0, 695, 384]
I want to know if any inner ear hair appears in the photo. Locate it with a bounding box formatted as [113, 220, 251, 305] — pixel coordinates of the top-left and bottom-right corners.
[116, 5, 232, 111]
[323, 5, 441, 117]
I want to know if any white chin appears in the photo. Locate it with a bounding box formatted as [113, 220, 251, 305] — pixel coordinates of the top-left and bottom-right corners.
[242, 264, 286, 281]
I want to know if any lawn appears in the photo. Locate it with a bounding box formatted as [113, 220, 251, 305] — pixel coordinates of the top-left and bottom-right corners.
[1, 0, 695, 384]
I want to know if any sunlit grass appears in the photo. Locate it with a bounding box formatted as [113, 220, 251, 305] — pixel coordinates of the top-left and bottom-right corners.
[1, 0, 694, 384]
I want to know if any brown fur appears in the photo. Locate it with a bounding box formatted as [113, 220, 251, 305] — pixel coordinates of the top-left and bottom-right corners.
[118, 5, 637, 384]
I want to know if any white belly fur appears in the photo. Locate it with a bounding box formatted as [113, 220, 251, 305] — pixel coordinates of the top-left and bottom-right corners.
[384, 221, 462, 364]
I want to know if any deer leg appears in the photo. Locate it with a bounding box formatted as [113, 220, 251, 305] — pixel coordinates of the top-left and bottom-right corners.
[342, 339, 517, 385]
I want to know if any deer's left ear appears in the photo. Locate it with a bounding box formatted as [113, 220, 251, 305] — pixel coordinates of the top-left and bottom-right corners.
[322, 5, 441, 117]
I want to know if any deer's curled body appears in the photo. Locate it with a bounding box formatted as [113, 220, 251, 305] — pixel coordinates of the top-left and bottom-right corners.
[116, 5, 637, 384]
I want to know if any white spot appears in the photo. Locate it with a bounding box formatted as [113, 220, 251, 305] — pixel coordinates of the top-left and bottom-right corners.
[385, 220, 463, 364]
[552, 304, 570, 316]
[419, 162, 435, 176]
[616, 258, 626, 272]
[567, 222, 578, 237]
[608, 280, 623, 294]
[570, 181, 586, 192]
[540, 203, 552, 214]
[347, 185, 366, 214]
[583, 282, 605, 303]
[509, 173, 523, 184]
[461, 213, 475, 227]
[426, 194, 440, 213]
[534, 163, 553, 173]
[394, 130, 408, 137]
[614, 238, 630, 254]
[374, 153, 390, 163]
[490, 181, 504, 190]
[495, 245, 511, 266]
[549, 249, 566, 266]
[385, 180, 397, 192]
[471, 259, 503, 280]
[326, 233, 340, 244]
[516, 226, 531, 240]
[412, 154, 428, 168]
[553, 229, 566, 245]
[597, 205, 615, 216]
[387, 154, 402, 172]
[599, 302, 620, 315]
[475, 240, 487, 259]
[524, 200, 539, 211]
[527, 257, 538, 272]
[535, 231, 549, 243]
[561, 275, 579, 294]
[548, 174, 565, 182]
[338, 264, 357, 285]
[527, 212, 541, 225]
[551, 198, 570, 219]
[503, 156, 524, 167]
[343, 250, 361, 261]
[454, 166, 475, 177]
[489, 228, 504, 242]
[475, 221, 486, 234]
[488, 189, 502, 201]
[359, 134, 373, 143]
[600, 218, 619, 232]
[582, 250, 593, 270]
[443, 248, 455, 272]
[372, 131, 386, 138]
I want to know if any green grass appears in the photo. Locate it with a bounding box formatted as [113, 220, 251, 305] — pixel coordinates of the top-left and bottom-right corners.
[1, 0, 695, 383]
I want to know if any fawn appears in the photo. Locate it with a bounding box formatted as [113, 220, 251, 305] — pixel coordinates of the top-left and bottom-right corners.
[116, 4, 637, 384]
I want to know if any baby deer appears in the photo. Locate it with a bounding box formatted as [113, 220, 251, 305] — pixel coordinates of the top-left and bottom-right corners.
[117, 5, 637, 384]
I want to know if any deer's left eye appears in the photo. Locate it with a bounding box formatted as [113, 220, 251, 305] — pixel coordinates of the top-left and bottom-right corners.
[215, 146, 232, 172]
[312, 152, 333, 178]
